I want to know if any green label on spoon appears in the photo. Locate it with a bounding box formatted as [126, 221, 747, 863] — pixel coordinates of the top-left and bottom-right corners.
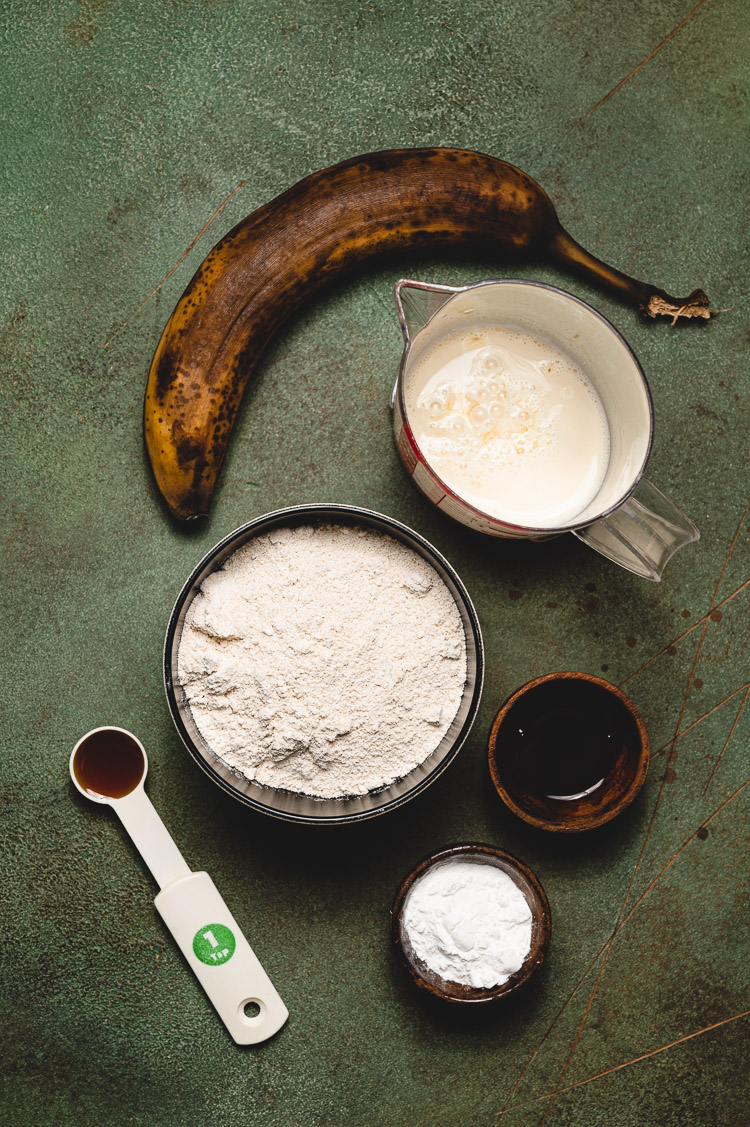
[192, 923, 236, 966]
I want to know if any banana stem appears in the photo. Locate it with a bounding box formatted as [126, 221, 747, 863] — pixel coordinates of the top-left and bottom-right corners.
[548, 227, 713, 322]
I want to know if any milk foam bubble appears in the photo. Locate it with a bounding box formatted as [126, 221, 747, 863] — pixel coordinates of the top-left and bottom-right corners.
[405, 326, 610, 528]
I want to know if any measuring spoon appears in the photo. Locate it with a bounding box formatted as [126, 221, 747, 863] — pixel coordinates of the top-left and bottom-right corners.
[70, 726, 288, 1044]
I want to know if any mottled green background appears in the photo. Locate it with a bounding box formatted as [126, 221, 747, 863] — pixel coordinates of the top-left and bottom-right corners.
[1, 1, 748, 1124]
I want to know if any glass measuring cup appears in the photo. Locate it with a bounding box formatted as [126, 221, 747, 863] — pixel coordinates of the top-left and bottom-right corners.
[391, 279, 699, 581]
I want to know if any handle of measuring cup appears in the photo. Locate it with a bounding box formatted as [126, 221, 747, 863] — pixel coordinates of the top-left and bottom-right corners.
[573, 477, 700, 582]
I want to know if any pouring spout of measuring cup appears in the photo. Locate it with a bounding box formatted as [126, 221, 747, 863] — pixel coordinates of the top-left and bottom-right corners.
[573, 477, 700, 582]
[69, 727, 288, 1045]
[394, 279, 460, 343]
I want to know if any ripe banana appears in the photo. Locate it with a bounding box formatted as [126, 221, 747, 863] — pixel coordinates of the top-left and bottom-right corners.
[144, 147, 713, 522]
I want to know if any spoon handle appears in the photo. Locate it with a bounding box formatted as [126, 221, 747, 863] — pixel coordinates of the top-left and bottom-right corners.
[113, 790, 287, 1043]
[112, 787, 191, 889]
[155, 871, 289, 1044]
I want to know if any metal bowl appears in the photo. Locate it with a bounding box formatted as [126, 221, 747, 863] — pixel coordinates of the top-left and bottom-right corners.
[164, 504, 484, 825]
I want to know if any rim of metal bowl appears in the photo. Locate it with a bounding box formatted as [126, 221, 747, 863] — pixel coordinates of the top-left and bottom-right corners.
[163, 503, 485, 825]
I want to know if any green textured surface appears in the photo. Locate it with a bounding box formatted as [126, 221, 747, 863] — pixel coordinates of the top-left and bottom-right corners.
[1, 1, 749, 1124]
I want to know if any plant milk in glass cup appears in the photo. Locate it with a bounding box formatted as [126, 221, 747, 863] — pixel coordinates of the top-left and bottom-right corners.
[391, 279, 699, 581]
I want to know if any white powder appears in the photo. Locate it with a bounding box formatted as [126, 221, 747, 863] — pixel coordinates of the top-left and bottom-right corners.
[177, 523, 467, 799]
[402, 859, 532, 988]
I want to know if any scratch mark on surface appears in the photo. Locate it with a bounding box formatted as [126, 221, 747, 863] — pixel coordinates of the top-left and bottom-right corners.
[577, 0, 710, 124]
[702, 684, 750, 793]
[495, 948, 602, 1119]
[495, 771, 750, 1119]
[616, 775, 750, 932]
[625, 499, 750, 878]
[366, 281, 395, 316]
[515, 1010, 750, 1107]
[549, 498, 750, 1103]
[536, 952, 612, 1126]
[649, 681, 750, 759]
[503, 500, 750, 1123]
[98, 180, 246, 354]
[621, 578, 749, 687]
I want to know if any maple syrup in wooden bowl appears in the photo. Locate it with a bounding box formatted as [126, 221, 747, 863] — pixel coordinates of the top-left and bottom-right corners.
[488, 672, 649, 832]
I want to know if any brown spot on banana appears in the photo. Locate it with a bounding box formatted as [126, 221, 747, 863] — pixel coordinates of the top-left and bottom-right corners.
[144, 147, 714, 523]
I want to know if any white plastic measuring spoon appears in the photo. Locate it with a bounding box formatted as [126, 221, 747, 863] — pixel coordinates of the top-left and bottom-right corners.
[70, 726, 288, 1044]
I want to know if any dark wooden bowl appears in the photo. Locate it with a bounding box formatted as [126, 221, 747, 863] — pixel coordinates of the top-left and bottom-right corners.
[488, 671, 649, 833]
[389, 843, 551, 1004]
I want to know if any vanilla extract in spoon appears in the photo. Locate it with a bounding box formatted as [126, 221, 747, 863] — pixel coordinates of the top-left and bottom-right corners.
[503, 680, 627, 802]
[73, 728, 145, 799]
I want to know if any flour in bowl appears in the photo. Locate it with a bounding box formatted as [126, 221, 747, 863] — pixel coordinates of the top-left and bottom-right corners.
[402, 859, 532, 988]
[177, 524, 467, 798]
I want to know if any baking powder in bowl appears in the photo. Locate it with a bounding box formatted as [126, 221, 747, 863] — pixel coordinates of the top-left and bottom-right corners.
[402, 860, 532, 988]
[177, 524, 467, 799]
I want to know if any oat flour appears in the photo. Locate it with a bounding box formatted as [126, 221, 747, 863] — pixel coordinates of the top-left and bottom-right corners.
[177, 524, 467, 798]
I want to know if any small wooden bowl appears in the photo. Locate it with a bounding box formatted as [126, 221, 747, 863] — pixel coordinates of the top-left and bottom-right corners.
[488, 672, 649, 833]
[390, 843, 551, 1004]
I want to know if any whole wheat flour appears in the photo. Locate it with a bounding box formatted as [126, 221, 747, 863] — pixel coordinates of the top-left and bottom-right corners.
[177, 524, 467, 798]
